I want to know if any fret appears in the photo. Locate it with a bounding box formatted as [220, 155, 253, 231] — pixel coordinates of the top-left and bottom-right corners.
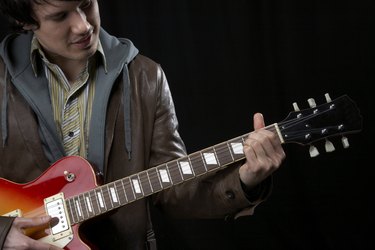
[122, 178, 136, 202]
[228, 137, 245, 161]
[78, 193, 89, 220]
[95, 188, 107, 213]
[115, 179, 128, 204]
[201, 147, 221, 171]
[138, 171, 153, 196]
[88, 189, 100, 215]
[214, 142, 234, 166]
[67, 198, 77, 224]
[166, 161, 183, 184]
[73, 196, 83, 221]
[68, 199, 77, 225]
[130, 175, 144, 199]
[178, 157, 194, 180]
[107, 182, 120, 208]
[156, 165, 172, 188]
[100, 186, 113, 211]
[147, 168, 163, 192]
[189, 152, 207, 176]
[83, 192, 95, 218]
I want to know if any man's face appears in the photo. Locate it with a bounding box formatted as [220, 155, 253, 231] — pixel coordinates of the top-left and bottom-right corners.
[28, 0, 100, 66]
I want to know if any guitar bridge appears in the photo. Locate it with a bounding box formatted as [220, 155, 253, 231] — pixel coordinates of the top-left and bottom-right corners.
[2, 209, 22, 217]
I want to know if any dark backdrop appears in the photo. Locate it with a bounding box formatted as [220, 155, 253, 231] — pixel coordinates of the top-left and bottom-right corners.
[1, 0, 373, 249]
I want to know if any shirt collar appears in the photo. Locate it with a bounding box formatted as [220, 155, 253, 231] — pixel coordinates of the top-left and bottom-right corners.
[30, 35, 108, 76]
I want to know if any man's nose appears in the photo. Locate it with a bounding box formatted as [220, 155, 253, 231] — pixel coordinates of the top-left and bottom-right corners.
[71, 9, 90, 34]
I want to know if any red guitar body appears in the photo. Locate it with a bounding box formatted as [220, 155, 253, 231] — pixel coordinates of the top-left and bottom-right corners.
[0, 156, 99, 250]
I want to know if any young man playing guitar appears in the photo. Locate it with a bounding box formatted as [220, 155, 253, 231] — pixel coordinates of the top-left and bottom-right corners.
[0, 1, 285, 249]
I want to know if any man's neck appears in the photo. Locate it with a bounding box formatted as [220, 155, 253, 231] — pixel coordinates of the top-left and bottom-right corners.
[54, 59, 89, 84]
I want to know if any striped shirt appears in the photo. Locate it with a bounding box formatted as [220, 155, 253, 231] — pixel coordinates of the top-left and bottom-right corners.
[30, 36, 107, 157]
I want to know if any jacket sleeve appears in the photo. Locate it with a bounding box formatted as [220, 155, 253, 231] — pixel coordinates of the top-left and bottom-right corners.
[0, 216, 14, 249]
[149, 65, 272, 219]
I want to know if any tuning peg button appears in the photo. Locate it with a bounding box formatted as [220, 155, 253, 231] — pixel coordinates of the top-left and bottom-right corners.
[309, 145, 319, 157]
[341, 136, 350, 148]
[325, 93, 332, 103]
[325, 139, 335, 152]
[308, 98, 317, 108]
[293, 102, 300, 111]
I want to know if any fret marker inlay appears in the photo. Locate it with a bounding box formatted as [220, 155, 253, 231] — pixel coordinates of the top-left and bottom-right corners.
[203, 153, 217, 165]
[132, 179, 142, 193]
[97, 192, 104, 208]
[180, 161, 192, 174]
[75, 200, 82, 217]
[159, 169, 170, 183]
[231, 143, 244, 154]
[110, 187, 118, 202]
[85, 197, 93, 212]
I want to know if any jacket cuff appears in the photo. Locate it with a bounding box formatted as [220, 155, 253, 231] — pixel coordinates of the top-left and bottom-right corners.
[0, 216, 15, 249]
[217, 167, 272, 220]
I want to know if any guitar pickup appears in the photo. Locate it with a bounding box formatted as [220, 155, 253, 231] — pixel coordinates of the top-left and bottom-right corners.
[43, 193, 73, 242]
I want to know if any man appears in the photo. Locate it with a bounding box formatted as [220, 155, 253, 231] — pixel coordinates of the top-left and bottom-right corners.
[0, 0, 285, 249]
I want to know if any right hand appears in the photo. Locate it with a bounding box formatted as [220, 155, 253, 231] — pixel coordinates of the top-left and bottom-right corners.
[3, 216, 63, 250]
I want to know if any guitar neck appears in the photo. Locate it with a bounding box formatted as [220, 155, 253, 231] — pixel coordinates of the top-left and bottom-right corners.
[65, 124, 279, 225]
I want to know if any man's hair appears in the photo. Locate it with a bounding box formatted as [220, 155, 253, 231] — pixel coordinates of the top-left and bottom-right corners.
[0, 0, 78, 32]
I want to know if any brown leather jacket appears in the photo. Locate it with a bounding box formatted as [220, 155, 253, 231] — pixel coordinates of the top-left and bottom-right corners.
[0, 30, 270, 249]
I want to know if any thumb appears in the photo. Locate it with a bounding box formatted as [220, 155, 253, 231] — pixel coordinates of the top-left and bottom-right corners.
[15, 216, 51, 229]
[253, 113, 265, 130]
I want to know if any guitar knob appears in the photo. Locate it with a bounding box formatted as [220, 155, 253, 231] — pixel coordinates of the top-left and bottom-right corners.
[307, 98, 317, 108]
[325, 93, 332, 103]
[309, 145, 319, 157]
[324, 139, 335, 152]
[341, 136, 350, 148]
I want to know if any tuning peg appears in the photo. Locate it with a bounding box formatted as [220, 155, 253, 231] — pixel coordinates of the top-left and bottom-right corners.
[325, 93, 332, 103]
[309, 145, 320, 157]
[341, 136, 350, 148]
[292, 102, 300, 111]
[324, 139, 335, 152]
[307, 98, 317, 108]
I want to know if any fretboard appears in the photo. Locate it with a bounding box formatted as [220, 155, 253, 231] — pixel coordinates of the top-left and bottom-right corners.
[65, 124, 278, 225]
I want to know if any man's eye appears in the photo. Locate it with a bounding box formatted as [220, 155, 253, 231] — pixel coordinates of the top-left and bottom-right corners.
[80, 0, 92, 9]
[52, 13, 67, 21]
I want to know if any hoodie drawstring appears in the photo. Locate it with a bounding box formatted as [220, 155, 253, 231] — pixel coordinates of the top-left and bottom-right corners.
[123, 65, 132, 160]
[1, 68, 8, 146]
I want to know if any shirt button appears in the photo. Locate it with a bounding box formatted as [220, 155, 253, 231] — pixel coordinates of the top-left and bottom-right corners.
[225, 190, 235, 200]
[68, 131, 74, 137]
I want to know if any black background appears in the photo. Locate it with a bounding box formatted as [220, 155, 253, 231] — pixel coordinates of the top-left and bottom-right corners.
[1, 0, 373, 249]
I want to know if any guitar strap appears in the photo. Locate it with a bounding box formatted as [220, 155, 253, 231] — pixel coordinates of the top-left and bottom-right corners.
[145, 199, 157, 250]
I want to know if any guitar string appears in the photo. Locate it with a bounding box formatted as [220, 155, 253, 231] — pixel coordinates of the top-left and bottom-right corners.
[69, 111, 335, 221]
[69, 113, 331, 222]
[13, 108, 338, 224]
[67, 126, 280, 221]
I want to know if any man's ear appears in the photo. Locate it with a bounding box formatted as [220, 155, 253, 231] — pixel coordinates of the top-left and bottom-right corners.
[18, 21, 37, 31]
[22, 24, 38, 31]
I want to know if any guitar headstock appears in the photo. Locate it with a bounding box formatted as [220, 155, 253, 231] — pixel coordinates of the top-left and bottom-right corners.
[278, 93, 362, 157]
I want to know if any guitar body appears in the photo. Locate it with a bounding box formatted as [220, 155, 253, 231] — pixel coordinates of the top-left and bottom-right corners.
[0, 156, 99, 250]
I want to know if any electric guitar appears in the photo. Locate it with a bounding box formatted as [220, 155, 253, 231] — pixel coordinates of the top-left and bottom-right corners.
[0, 94, 362, 249]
